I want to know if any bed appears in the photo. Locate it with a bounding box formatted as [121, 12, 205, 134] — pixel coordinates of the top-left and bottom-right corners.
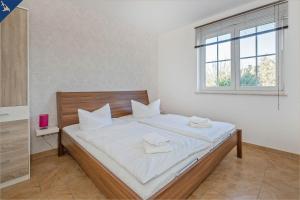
[56, 90, 242, 199]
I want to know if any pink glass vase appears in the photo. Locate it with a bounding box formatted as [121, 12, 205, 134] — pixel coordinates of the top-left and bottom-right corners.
[39, 114, 48, 129]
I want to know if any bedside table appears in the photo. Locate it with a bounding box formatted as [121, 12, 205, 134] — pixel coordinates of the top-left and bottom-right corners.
[35, 127, 59, 137]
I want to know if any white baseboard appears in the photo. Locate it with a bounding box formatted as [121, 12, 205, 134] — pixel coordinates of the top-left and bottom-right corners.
[0, 175, 30, 189]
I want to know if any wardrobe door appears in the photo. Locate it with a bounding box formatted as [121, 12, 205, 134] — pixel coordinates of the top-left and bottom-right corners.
[0, 7, 29, 189]
[1, 8, 28, 107]
[0, 120, 29, 183]
[0, 23, 2, 105]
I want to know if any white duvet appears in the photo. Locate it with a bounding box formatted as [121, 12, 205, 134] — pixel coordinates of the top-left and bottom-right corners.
[139, 114, 236, 144]
[77, 121, 209, 184]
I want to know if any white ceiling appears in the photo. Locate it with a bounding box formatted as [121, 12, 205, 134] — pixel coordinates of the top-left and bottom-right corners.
[97, 0, 258, 34]
[26, 0, 258, 34]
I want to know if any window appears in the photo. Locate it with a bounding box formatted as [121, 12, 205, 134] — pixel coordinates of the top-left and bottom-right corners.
[195, 1, 288, 94]
[239, 23, 277, 88]
[205, 34, 231, 88]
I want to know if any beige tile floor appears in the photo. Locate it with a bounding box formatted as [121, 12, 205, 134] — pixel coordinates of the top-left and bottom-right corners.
[1, 144, 299, 200]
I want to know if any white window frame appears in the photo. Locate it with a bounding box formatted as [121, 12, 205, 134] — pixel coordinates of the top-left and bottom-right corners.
[197, 13, 286, 96]
[198, 27, 235, 92]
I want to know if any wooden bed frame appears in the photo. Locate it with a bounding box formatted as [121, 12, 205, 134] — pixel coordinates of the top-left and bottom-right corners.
[56, 90, 242, 199]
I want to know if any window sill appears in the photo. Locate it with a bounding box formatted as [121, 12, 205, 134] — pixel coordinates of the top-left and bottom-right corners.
[195, 90, 288, 96]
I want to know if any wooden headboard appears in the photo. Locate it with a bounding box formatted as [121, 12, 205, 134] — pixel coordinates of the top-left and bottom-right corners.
[56, 90, 149, 129]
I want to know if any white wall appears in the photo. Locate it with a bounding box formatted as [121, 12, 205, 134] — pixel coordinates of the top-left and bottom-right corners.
[158, 0, 300, 154]
[21, 0, 158, 154]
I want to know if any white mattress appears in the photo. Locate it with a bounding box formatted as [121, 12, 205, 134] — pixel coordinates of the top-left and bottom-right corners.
[63, 123, 210, 199]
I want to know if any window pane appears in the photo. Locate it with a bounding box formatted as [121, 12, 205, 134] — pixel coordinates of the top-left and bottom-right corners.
[218, 61, 231, 87]
[218, 34, 231, 41]
[257, 23, 275, 32]
[258, 55, 276, 87]
[206, 44, 217, 62]
[257, 31, 276, 55]
[240, 58, 258, 86]
[218, 41, 231, 60]
[206, 62, 217, 87]
[206, 37, 217, 44]
[205, 37, 218, 62]
[240, 36, 256, 58]
[240, 27, 256, 37]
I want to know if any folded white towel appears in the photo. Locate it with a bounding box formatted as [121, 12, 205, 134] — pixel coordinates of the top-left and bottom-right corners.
[143, 142, 173, 154]
[190, 116, 210, 124]
[189, 122, 212, 128]
[143, 132, 170, 146]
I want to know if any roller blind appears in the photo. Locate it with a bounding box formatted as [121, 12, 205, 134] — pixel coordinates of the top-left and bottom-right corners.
[195, 0, 288, 48]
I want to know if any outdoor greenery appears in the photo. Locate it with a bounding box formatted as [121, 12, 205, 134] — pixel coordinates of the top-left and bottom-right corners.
[218, 78, 231, 87]
[240, 56, 276, 87]
[240, 66, 259, 86]
[206, 56, 276, 87]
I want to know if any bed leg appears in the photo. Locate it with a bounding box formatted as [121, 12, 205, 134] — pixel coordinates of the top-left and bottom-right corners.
[237, 129, 242, 159]
[58, 130, 65, 156]
[58, 144, 65, 156]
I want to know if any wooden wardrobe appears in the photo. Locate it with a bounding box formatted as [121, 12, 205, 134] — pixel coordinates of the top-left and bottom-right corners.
[0, 7, 30, 188]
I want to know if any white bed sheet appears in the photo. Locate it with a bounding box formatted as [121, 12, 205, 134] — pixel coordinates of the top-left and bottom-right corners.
[78, 121, 209, 184]
[63, 123, 210, 200]
[119, 115, 236, 148]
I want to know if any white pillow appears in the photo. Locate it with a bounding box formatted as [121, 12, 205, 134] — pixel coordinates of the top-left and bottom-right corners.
[78, 104, 112, 131]
[131, 99, 160, 119]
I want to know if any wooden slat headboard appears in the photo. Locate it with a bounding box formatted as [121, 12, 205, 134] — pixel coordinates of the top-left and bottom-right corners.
[56, 90, 149, 129]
